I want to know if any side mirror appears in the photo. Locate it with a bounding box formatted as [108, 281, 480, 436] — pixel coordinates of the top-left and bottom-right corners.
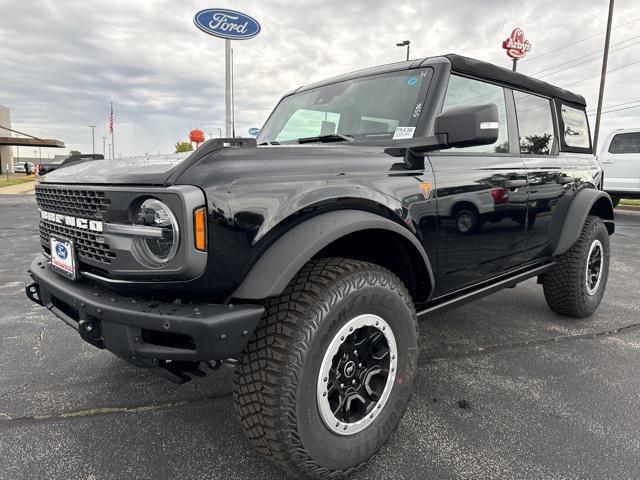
[384, 103, 500, 169]
[434, 103, 499, 148]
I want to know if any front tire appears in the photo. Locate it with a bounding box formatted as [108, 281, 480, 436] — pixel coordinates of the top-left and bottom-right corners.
[543, 215, 610, 318]
[233, 258, 418, 479]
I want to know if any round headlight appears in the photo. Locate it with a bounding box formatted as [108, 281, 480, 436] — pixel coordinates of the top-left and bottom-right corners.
[133, 198, 179, 266]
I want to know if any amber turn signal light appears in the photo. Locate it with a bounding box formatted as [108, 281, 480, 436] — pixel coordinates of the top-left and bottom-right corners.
[194, 207, 207, 251]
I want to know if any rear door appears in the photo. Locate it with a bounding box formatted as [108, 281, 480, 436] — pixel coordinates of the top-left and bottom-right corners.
[428, 75, 528, 295]
[601, 131, 640, 194]
[513, 91, 573, 261]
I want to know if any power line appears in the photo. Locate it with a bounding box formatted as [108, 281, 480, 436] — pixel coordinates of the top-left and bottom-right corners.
[587, 103, 640, 116]
[561, 58, 640, 88]
[528, 34, 640, 77]
[520, 17, 640, 63]
[587, 99, 640, 114]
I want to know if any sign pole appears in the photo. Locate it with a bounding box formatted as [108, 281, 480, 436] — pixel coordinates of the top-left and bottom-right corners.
[593, 0, 614, 152]
[225, 39, 232, 138]
[512, 58, 517, 72]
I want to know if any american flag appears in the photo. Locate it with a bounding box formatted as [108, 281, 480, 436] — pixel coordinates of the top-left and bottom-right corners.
[109, 103, 114, 134]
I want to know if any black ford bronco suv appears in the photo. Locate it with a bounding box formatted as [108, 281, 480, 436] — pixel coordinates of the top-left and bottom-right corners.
[26, 54, 614, 478]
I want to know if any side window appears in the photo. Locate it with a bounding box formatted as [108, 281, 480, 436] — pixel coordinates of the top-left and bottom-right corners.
[608, 132, 640, 154]
[276, 109, 340, 142]
[441, 75, 509, 153]
[561, 105, 590, 148]
[514, 92, 556, 155]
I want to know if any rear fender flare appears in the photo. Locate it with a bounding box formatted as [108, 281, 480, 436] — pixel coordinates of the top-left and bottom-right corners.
[551, 189, 614, 257]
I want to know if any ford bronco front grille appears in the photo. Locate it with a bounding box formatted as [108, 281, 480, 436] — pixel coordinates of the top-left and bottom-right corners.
[35, 185, 110, 220]
[36, 185, 115, 265]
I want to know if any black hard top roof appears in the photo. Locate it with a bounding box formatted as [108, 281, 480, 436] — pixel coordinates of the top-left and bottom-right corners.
[444, 54, 586, 106]
[294, 53, 586, 107]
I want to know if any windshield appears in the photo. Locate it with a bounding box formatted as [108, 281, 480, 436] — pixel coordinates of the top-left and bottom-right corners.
[258, 68, 432, 144]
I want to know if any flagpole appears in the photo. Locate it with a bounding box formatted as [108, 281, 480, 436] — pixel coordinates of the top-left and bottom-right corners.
[110, 102, 115, 159]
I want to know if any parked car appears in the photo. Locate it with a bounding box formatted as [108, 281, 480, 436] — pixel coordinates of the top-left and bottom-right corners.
[26, 53, 614, 479]
[600, 128, 640, 207]
[13, 162, 35, 173]
[36, 162, 63, 175]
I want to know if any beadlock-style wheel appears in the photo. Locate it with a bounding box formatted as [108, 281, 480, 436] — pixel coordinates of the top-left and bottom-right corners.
[317, 314, 397, 435]
[585, 239, 603, 296]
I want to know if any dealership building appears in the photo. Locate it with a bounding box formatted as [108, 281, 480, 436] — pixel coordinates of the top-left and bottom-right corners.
[0, 104, 65, 173]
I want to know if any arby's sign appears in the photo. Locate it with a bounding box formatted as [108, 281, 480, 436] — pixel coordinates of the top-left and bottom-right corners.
[502, 28, 532, 59]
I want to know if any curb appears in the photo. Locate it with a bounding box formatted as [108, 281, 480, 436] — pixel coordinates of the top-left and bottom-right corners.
[617, 205, 640, 212]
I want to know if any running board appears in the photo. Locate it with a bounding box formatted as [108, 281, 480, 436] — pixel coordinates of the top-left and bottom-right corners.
[417, 263, 555, 319]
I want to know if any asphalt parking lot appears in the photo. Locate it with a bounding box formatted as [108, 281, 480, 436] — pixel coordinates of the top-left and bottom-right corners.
[1, 194, 639, 479]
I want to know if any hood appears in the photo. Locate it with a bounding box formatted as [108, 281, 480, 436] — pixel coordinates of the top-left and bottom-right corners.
[40, 152, 193, 185]
[39, 142, 395, 187]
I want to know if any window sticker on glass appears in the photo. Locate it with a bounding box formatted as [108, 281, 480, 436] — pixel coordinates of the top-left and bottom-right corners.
[561, 105, 590, 148]
[393, 127, 415, 140]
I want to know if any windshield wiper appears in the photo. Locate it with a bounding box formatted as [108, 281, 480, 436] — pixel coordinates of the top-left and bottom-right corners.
[296, 134, 355, 144]
[258, 141, 280, 146]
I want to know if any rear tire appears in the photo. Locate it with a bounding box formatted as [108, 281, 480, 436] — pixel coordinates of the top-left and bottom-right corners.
[543, 215, 610, 318]
[233, 258, 418, 479]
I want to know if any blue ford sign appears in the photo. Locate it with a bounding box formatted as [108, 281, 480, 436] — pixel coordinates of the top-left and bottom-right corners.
[248, 127, 260, 136]
[194, 9, 261, 40]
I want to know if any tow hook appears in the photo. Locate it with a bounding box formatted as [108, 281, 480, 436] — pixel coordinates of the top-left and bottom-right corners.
[78, 320, 105, 349]
[25, 282, 42, 306]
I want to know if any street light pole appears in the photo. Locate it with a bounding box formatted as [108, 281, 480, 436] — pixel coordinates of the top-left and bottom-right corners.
[88, 125, 96, 154]
[396, 40, 410, 61]
[15, 134, 19, 174]
[593, 0, 615, 152]
[101, 136, 107, 157]
[217, 128, 222, 138]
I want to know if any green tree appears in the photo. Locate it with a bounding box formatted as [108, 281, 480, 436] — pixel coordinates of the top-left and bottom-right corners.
[175, 141, 194, 153]
[69, 149, 81, 156]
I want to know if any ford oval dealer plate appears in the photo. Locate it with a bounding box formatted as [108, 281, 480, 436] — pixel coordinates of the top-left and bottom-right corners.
[50, 236, 77, 280]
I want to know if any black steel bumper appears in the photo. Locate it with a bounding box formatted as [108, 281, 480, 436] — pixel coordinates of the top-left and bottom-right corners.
[26, 255, 264, 383]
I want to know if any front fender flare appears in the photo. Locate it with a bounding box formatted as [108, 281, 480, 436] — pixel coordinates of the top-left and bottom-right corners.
[551, 189, 614, 257]
[231, 210, 434, 300]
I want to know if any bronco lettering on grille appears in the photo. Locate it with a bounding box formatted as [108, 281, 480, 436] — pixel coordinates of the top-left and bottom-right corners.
[39, 209, 104, 233]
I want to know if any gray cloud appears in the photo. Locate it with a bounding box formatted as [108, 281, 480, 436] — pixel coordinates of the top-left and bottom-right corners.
[0, 0, 639, 158]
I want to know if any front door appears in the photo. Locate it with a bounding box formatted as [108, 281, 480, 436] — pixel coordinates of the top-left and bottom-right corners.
[429, 75, 528, 296]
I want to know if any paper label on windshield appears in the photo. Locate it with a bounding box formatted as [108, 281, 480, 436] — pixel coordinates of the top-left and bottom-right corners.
[393, 127, 415, 140]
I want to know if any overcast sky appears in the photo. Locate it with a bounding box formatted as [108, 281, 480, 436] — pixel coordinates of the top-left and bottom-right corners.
[1, 0, 639, 160]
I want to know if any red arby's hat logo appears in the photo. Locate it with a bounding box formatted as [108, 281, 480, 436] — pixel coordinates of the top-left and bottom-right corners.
[502, 28, 532, 59]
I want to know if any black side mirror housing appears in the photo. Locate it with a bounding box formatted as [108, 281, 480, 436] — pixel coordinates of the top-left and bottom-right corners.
[434, 103, 499, 148]
[384, 104, 500, 169]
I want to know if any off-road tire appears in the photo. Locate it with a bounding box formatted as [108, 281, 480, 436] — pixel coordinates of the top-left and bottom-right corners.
[233, 258, 418, 479]
[543, 215, 610, 318]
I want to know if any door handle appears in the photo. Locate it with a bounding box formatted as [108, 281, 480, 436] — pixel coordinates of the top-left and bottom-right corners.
[601, 160, 613, 164]
[504, 179, 527, 189]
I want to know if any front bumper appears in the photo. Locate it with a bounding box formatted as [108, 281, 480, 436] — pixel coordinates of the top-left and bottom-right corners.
[26, 255, 264, 383]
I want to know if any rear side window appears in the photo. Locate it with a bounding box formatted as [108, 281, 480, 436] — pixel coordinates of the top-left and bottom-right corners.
[441, 75, 509, 153]
[514, 92, 556, 155]
[561, 105, 590, 148]
[608, 132, 640, 154]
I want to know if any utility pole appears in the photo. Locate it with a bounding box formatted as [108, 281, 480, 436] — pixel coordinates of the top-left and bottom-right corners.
[101, 136, 107, 157]
[217, 127, 222, 138]
[593, 0, 614, 152]
[396, 40, 410, 61]
[88, 125, 96, 154]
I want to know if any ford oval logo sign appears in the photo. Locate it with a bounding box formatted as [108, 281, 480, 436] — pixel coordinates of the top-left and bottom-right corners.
[194, 9, 261, 40]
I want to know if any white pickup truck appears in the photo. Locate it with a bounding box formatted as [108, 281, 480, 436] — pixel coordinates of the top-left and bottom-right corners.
[600, 129, 640, 207]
